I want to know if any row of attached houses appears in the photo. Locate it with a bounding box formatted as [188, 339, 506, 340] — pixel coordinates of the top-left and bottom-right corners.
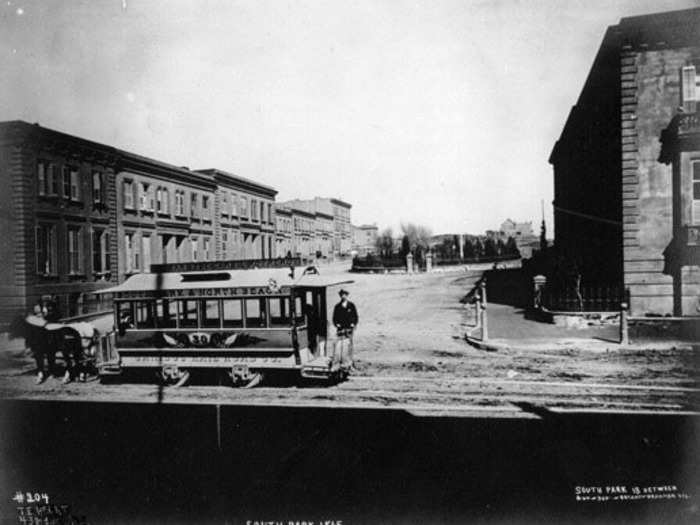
[550, 7, 700, 316]
[0, 120, 350, 328]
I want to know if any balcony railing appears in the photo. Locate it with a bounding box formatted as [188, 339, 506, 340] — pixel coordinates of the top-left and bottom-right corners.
[679, 112, 700, 135]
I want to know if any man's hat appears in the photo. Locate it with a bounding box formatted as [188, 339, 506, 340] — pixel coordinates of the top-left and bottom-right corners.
[338, 289, 350, 297]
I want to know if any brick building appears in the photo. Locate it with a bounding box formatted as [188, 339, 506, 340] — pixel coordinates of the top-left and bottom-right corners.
[196, 169, 277, 261]
[0, 120, 281, 329]
[0, 121, 119, 328]
[115, 153, 217, 282]
[550, 8, 700, 315]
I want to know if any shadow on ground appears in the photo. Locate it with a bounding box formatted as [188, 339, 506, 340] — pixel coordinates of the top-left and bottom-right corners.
[1, 401, 698, 524]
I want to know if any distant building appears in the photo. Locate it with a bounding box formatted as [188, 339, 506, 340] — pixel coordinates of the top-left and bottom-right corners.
[352, 224, 378, 256]
[279, 197, 353, 256]
[549, 7, 700, 315]
[500, 219, 535, 240]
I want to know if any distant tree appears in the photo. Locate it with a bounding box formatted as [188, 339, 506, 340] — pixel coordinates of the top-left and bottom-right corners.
[400, 222, 432, 255]
[540, 218, 548, 251]
[375, 228, 395, 258]
[473, 237, 483, 258]
[505, 236, 520, 257]
[496, 238, 506, 256]
[484, 237, 497, 257]
[399, 235, 411, 258]
[463, 238, 474, 258]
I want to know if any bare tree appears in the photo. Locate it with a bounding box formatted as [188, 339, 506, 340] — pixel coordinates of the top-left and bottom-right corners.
[375, 227, 395, 258]
[400, 222, 432, 253]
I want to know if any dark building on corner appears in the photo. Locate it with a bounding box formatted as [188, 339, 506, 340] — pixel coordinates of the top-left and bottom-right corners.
[0, 121, 119, 328]
[549, 8, 700, 316]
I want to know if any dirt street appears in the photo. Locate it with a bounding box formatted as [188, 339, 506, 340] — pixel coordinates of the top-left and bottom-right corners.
[1, 267, 698, 416]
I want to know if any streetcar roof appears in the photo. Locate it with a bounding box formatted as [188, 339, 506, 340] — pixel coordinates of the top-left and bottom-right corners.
[97, 267, 353, 294]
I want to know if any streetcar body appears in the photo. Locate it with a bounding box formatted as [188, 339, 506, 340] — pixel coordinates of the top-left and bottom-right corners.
[96, 265, 352, 385]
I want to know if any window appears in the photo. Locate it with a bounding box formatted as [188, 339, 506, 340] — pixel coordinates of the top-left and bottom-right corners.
[62, 166, 71, 198]
[191, 237, 198, 262]
[141, 235, 151, 271]
[190, 193, 199, 219]
[245, 298, 266, 327]
[178, 300, 198, 328]
[47, 163, 58, 195]
[69, 169, 80, 201]
[267, 203, 272, 224]
[222, 231, 228, 257]
[204, 237, 211, 261]
[125, 232, 139, 273]
[139, 182, 153, 211]
[269, 297, 291, 327]
[37, 162, 46, 196]
[156, 187, 170, 214]
[123, 180, 134, 209]
[231, 193, 238, 216]
[92, 172, 102, 204]
[92, 229, 111, 274]
[221, 193, 228, 216]
[693, 161, 700, 225]
[222, 299, 243, 328]
[260, 201, 265, 222]
[67, 227, 83, 274]
[135, 301, 156, 329]
[240, 196, 248, 218]
[201, 300, 220, 328]
[251, 199, 258, 221]
[202, 195, 210, 220]
[156, 299, 176, 328]
[175, 190, 184, 216]
[36, 224, 57, 275]
[681, 65, 699, 112]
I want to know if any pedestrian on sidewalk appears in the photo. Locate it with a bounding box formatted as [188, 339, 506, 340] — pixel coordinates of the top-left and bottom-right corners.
[332, 289, 358, 370]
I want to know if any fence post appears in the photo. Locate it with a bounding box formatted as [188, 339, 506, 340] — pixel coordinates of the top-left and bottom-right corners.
[425, 251, 433, 272]
[480, 279, 488, 341]
[620, 301, 629, 345]
[406, 253, 414, 274]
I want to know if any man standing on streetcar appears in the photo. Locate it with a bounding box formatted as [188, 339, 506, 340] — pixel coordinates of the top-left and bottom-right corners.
[332, 289, 358, 370]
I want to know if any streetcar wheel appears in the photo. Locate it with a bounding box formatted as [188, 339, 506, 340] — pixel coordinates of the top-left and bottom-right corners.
[156, 366, 190, 387]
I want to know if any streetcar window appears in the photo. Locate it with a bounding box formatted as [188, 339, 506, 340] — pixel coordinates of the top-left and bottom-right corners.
[178, 300, 198, 328]
[135, 301, 156, 329]
[294, 295, 305, 324]
[222, 299, 243, 328]
[245, 298, 267, 328]
[117, 302, 135, 330]
[269, 297, 291, 327]
[156, 299, 176, 328]
[201, 300, 221, 328]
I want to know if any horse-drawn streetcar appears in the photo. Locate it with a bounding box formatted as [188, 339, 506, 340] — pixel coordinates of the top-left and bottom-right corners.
[96, 262, 353, 387]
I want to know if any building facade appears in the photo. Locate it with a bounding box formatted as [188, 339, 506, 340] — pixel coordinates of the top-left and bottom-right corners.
[0, 120, 281, 329]
[197, 169, 277, 262]
[0, 121, 119, 327]
[352, 224, 378, 256]
[550, 8, 700, 315]
[277, 197, 353, 258]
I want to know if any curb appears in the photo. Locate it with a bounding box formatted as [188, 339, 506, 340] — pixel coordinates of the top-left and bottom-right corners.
[464, 335, 695, 353]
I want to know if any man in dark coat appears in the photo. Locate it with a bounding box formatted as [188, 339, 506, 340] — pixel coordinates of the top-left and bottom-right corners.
[332, 289, 358, 369]
[25, 304, 54, 384]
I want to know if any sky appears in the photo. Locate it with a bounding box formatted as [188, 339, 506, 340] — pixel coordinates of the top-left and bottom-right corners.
[1, 0, 698, 236]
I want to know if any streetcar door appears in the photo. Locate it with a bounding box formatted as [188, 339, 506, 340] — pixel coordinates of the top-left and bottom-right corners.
[295, 287, 327, 357]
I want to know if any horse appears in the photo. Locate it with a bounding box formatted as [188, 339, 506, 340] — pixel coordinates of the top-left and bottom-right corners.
[44, 321, 100, 383]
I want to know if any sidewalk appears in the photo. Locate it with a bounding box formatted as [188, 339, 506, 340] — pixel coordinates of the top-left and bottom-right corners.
[466, 303, 694, 352]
